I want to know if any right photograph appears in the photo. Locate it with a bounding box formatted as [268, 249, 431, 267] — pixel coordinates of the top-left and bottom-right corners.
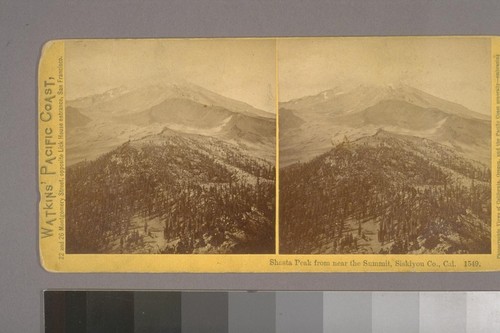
[278, 37, 491, 255]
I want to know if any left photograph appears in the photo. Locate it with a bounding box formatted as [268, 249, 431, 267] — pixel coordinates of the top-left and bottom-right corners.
[64, 39, 276, 254]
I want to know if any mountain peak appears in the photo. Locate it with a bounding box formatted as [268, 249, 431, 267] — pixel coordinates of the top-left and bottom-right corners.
[281, 83, 488, 121]
[373, 128, 391, 136]
[316, 87, 345, 99]
[101, 85, 129, 97]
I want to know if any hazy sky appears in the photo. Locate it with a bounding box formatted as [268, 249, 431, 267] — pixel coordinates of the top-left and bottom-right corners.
[66, 39, 276, 112]
[278, 37, 491, 115]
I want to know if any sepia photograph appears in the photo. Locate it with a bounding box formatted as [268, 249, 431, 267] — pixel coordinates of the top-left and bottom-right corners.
[64, 39, 276, 254]
[279, 37, 491, 254]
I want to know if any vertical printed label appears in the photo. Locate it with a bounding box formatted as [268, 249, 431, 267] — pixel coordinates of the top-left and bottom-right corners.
[39, 41, 65, 270]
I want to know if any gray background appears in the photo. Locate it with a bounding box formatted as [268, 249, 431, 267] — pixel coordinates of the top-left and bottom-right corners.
[2, 0, 500, 331]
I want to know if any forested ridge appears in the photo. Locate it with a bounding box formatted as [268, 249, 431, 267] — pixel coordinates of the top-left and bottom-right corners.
[66, 129, 275, 254]
[280, 130, 490, 254]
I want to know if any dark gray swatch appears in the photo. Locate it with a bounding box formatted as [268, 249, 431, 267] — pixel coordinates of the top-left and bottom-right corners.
[276, 292, 323, 333]
[86, 291, 134, 333]
[323, 291, 372, 333]
[65, 291, 87, 333]
[182, 292, 228, 333]
[134, 292, 181, 333]
[44, 291, 66, 333]
[228, 292, 275, 333]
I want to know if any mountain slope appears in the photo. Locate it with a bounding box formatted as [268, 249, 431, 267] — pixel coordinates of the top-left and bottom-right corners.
[112, 97, 276, 159]
[279, 108, 305, 129]
[280, 131, 490, 254]
[69, 81, 274, 119]
[281, 84, 488, 120]
[66, 128, 275, 254]
[279, 84, 490, 166]
[66, 82, 275, 166]
[66, 106, 92, 129]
